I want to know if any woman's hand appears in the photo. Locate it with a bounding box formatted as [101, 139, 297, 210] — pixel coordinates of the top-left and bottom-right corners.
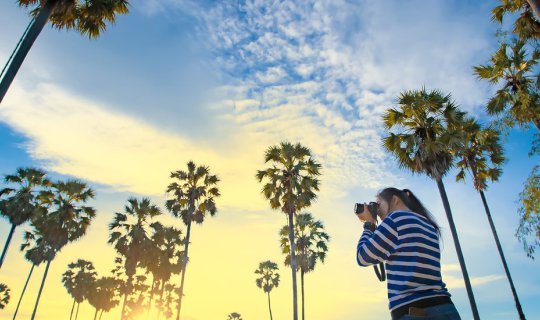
[356, 203, 376, 223]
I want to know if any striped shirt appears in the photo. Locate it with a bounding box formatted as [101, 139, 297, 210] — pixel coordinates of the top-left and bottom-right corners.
[356, 210, 450, 311]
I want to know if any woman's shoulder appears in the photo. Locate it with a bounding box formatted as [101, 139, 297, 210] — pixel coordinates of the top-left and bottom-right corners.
[386, 210, 429, 223]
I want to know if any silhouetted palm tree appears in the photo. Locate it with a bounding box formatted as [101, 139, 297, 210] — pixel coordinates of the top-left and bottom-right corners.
[87, 276, 120, 320]
[62, 259, 97, 320]
[0, 283, 10, 309]
[126, 274, 150, 319]
[26, 179, 95, 320]
[454, 118, 526, 319]
[147, 225, 184, 320]
[255, 260, 280, 320]
[382, 88, 479, 319]
[256, 142, 321, 320]
[158, 283, 179, 320]
[0, 0, 130, 103]
[0, 167, 50, 269]
[280, 213, 329, 320]
[13, 231, 52, 320]
[166, 161, 220, 320]
[108, 197, 162, 320]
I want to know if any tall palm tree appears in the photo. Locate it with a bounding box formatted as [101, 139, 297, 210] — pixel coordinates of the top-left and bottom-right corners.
[87, 276, 120, 320]
[255, 261, 280, 320]
[382, 88, 480, 319]
[25, 179, 95, 320]
[0, 167, 50, 269]
[62, 259, 97, 320]
[256, 142, 321, 320]
[166, 161, 220, 320]
[0, 0, 130, 104]
[108, 197, 162, 320]
[454, 118, 526, 319]
[147, 225, 184, 320]
[0, 283, 10, 309]
[279, 213, 329, 320]
[13, 231, 52, 320]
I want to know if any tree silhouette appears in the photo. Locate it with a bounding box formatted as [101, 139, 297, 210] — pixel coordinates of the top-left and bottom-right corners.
[255, 260, 280, 320]
[0, 167, 50, 269]
[256, 142, 321, 320]
[166, 161, 220, 320]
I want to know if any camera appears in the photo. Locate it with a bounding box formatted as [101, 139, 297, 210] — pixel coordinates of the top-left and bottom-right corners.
[354, 202, 380, 221]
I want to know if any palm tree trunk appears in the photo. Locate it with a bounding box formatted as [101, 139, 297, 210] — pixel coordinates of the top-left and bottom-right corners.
[99, 310, 104, 320]
[147, 275, 156, 319]
[479, 190, 526, 319]
[157, 279, 165, 320]
[526, 0, 540, 21]
[157, 280, 165, 320]
[75, 302, 80, 320]
[94, 308, 99, 320]
[301, 270, 305, 320]
[287, 212, 299, 320]
[0, 224, 16, 269]
[69, 298, 76, 320]
[30, 258, 51, 320]
[436, 178, 480, 320]
[12, 264, 34, 320]
[176, 220, 192, 320]
[120, 276, 132, 320]
[267, 292, 273, 320]
[0, 0, 58, 104]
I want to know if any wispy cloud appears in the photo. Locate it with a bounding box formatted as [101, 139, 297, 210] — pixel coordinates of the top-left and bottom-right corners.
[1, 0, 497, 200]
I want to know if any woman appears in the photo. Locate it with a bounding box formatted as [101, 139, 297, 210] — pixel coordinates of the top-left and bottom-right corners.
[356, 187, 461, 320]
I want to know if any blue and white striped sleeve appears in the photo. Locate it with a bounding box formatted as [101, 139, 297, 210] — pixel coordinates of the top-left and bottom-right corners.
[356, 217, 400, 266]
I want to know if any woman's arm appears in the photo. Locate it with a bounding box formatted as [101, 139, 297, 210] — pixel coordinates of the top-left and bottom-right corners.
[356, 217, 400, 266]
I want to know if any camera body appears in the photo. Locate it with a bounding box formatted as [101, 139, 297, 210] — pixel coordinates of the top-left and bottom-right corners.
[354, 202, 380, 221]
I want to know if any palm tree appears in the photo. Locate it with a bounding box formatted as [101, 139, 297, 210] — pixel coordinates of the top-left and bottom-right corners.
[454, 118, 526, 319]
[227, 312, 242, 320]
[0, 0, 130, 104]
[108, 197, 162, 320]
[492, 1, 540, 39]
[126, 274, 150, 319]
[256, 142, 321, 320]
[166, 161, 220, 320]
[13, 231, 52, 320]
[382, 88, 480, 319]
[147, 225, 184, 320]
[25, 179, 95, 320]
[0, 167, 50, 269]
[62, 259, 97, 320]
[87, 276, 120, 320]
[474, 38, 540, 132]
[279, 213, 329, 320]
[158, 283, 179, 320]
[0, 283, 10, 309]
[255, 260, 280, 320]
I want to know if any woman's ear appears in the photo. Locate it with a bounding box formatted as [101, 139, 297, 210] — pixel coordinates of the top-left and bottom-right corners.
[391, 195, 400, 209]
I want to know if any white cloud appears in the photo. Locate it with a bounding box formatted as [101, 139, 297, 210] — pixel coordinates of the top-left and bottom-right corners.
[444, 273, 504, 289]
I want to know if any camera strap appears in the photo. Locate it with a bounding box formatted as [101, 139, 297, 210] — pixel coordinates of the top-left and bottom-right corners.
[373, 262, 386, 281]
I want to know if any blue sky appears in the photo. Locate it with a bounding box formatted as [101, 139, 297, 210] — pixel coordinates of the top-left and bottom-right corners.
[0, 0, 539, 319]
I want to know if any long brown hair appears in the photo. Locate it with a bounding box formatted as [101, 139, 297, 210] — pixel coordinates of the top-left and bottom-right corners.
[377, 187, 440, 235]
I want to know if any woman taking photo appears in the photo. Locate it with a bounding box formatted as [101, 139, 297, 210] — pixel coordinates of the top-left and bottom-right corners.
[356, 187, 461, 320]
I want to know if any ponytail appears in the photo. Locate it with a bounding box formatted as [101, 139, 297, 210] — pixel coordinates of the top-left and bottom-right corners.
[377, 187, 440, 235]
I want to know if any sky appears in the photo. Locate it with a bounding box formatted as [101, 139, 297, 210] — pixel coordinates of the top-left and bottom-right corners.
[0, 0, 539, 319]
